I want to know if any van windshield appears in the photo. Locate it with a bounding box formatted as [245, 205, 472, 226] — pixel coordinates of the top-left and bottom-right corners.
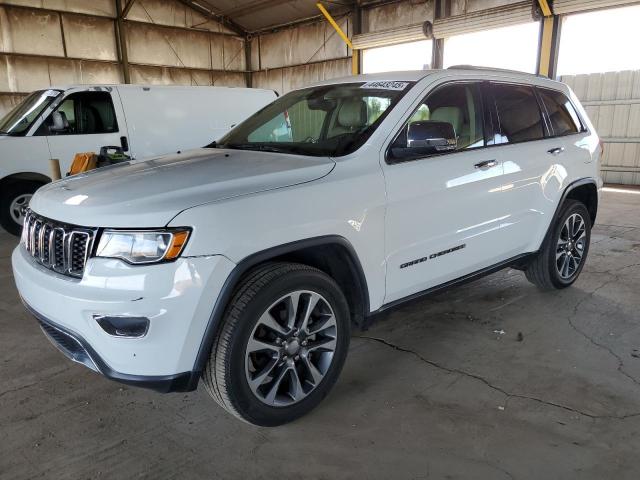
[0, 89, 62, 136]
[216, 81, 414, 157]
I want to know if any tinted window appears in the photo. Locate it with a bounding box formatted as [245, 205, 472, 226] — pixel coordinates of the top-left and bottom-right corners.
[389, 82, 485, 160]
[538, 88, 582, 136]
[37, 91, 118, 135]
[493, 84, 544, 143]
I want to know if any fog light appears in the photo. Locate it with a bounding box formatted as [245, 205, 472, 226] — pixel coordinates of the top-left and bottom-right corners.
[94, 315, 149, 338]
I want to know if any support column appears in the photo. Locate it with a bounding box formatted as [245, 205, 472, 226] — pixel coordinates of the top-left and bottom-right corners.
[245, 38, 253, 87]
[115, 0, 131, 84]
[431, 0, 449, 69]
[536, 0, 561, 78]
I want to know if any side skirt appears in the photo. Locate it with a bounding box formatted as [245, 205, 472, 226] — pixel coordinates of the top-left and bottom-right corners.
[365, 252, 536, 323]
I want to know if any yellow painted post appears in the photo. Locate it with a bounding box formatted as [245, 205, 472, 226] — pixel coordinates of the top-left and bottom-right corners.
[538, 16, 554, 77]
[536, 0, 559, 78]
[316, 2, 359, 75]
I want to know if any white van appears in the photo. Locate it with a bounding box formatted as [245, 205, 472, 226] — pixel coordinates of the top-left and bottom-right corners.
[0, 84, 277, 234]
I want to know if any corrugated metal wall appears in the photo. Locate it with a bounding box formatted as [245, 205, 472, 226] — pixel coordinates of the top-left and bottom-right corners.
[563, 70, 640, 185]
[0, 0, 247, 117]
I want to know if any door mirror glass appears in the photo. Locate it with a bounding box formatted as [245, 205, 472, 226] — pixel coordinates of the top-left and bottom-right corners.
[407, 120, 456, 150]
[391, 120, 457, 159]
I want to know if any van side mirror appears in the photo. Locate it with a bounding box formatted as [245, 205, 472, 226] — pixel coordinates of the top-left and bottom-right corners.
[390, 120, 457, 160]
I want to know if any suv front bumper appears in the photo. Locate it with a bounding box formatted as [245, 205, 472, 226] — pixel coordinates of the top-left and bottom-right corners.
[12, 245, 236, 392]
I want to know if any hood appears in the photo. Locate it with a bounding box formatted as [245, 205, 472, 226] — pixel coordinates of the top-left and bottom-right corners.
[30, 148, 335, 227]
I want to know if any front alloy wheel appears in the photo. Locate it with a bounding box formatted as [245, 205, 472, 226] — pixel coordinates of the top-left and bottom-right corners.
[245, 290, 338, 406]
[203, 262, 350, 426]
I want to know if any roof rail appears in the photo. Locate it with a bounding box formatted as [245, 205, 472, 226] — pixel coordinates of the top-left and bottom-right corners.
[446, 65, 544, 78]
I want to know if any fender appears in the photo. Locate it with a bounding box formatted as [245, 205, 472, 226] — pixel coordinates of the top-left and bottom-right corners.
[185, 235, 370, 390]
[541, 177, 598, 248]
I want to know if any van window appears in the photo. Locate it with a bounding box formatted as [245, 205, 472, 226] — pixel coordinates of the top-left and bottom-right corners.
[538, 88, 582, 136]
[37, 91, 118, 136]
[389, 82, 485, 161]
[492, 84, 545, 143]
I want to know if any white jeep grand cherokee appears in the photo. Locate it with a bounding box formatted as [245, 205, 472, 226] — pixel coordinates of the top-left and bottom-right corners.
[12, 67, 602, 426]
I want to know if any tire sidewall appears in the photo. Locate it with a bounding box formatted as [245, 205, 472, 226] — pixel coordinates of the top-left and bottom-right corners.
[222, 268, 351, 426]
[0, 181, 41, 236]
[546, 201, 592, 289]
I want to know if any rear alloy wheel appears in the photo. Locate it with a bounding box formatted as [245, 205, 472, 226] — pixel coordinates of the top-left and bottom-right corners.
[203, 263, 350, 426]
[555, 213, 587, 280]
[525, 199, 592, 289]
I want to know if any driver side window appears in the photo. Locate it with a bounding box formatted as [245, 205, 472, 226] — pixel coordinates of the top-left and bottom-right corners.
[389, 82, 485, 161]
[36, 91, 118, 136]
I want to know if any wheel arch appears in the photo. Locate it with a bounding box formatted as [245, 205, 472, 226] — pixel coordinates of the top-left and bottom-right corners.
[0, 172, 51, 190]
[187, 235, 370, 390]
[564, 179, 598, 224]
[540, 177, 598, 249]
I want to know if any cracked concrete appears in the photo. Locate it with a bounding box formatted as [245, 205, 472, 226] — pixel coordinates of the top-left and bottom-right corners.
[1, 187, 640, 479]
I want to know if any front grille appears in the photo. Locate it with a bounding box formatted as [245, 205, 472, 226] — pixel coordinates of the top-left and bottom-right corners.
[23, 210, 97, 278]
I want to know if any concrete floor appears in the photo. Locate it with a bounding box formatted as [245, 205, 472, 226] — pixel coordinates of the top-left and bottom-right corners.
[1, 187, 640, 479]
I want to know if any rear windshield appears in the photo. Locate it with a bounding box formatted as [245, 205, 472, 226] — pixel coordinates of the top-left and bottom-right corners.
[216, 81, 414, 157]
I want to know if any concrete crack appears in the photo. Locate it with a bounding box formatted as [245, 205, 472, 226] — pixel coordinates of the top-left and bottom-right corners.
[355, 335, 640, 421]
[0, 381, 39, 399]
[567, 278, 640, 389]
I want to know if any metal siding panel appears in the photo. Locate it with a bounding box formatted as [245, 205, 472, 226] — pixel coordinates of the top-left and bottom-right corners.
[0, 6, 64, 56]
[61, 13, 118, 61]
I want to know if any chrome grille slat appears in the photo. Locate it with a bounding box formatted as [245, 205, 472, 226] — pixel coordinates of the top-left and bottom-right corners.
[22, 210, 96, 278]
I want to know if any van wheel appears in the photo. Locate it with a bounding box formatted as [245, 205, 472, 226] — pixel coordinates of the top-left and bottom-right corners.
[0, 181, 42, 236]
[525, 200, 592, 290]
[203, 262, 350, 426]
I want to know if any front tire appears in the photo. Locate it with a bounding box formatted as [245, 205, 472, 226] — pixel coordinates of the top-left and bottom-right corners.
[203, 262, 351, 426]
[0, 181, 42, 236]
[525, 199, 592, 290]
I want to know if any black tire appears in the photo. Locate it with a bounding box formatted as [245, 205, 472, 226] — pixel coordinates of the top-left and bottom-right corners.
[0, 181, 42, 236]
[203, 262, 351, 426]
[525, 199, 592, 290]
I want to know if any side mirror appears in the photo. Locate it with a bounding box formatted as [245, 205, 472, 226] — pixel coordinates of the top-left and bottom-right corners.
[407, 120, 456, 151]
[391, 120, 457, 160]
[50, 111, 67, 132]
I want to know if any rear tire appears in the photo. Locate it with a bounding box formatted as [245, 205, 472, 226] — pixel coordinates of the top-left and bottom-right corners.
[525, 199, 591, 290]
[203, 262, 351, 426]
[0, 181, 42, 236]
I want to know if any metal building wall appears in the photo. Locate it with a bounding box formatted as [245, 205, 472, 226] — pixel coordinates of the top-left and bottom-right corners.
[250, 15, 352, 95]
[0, 0, 247, 117]
[563, 70, 640, 185]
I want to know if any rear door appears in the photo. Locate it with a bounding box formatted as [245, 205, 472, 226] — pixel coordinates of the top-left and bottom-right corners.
[489, 83, 591, 256]
[37, 90, 124, 175]
[382, 80, 510, 304]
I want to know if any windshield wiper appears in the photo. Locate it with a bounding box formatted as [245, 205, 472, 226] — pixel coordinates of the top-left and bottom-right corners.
[224, 143, 296, 154]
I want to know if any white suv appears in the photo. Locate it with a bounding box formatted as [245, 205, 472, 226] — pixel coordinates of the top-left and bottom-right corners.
[12, 67, 602, 426]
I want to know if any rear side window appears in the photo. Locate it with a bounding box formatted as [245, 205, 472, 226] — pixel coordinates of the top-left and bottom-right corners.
[538, 88, 582, 136]
[492, 84, 545, 143]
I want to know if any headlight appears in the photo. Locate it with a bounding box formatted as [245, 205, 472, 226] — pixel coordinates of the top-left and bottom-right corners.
[95, 229, 190, 264]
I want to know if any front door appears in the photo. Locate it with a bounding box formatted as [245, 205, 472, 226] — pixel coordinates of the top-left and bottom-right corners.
[382, 81, 509, 304]
[40, 90, 123, 175]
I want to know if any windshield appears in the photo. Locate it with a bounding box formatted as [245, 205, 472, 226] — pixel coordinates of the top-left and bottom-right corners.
[216, 81, 414, 157]
[0, 89, 61, 136]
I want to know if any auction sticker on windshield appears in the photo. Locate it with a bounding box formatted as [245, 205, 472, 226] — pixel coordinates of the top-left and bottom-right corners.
[361, 81, 409, 91]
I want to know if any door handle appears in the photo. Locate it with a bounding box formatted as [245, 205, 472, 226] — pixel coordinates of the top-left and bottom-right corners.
[120, 136, 129, 152]
[474, 159, 498, 169]
[547, 147, 564, 155]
